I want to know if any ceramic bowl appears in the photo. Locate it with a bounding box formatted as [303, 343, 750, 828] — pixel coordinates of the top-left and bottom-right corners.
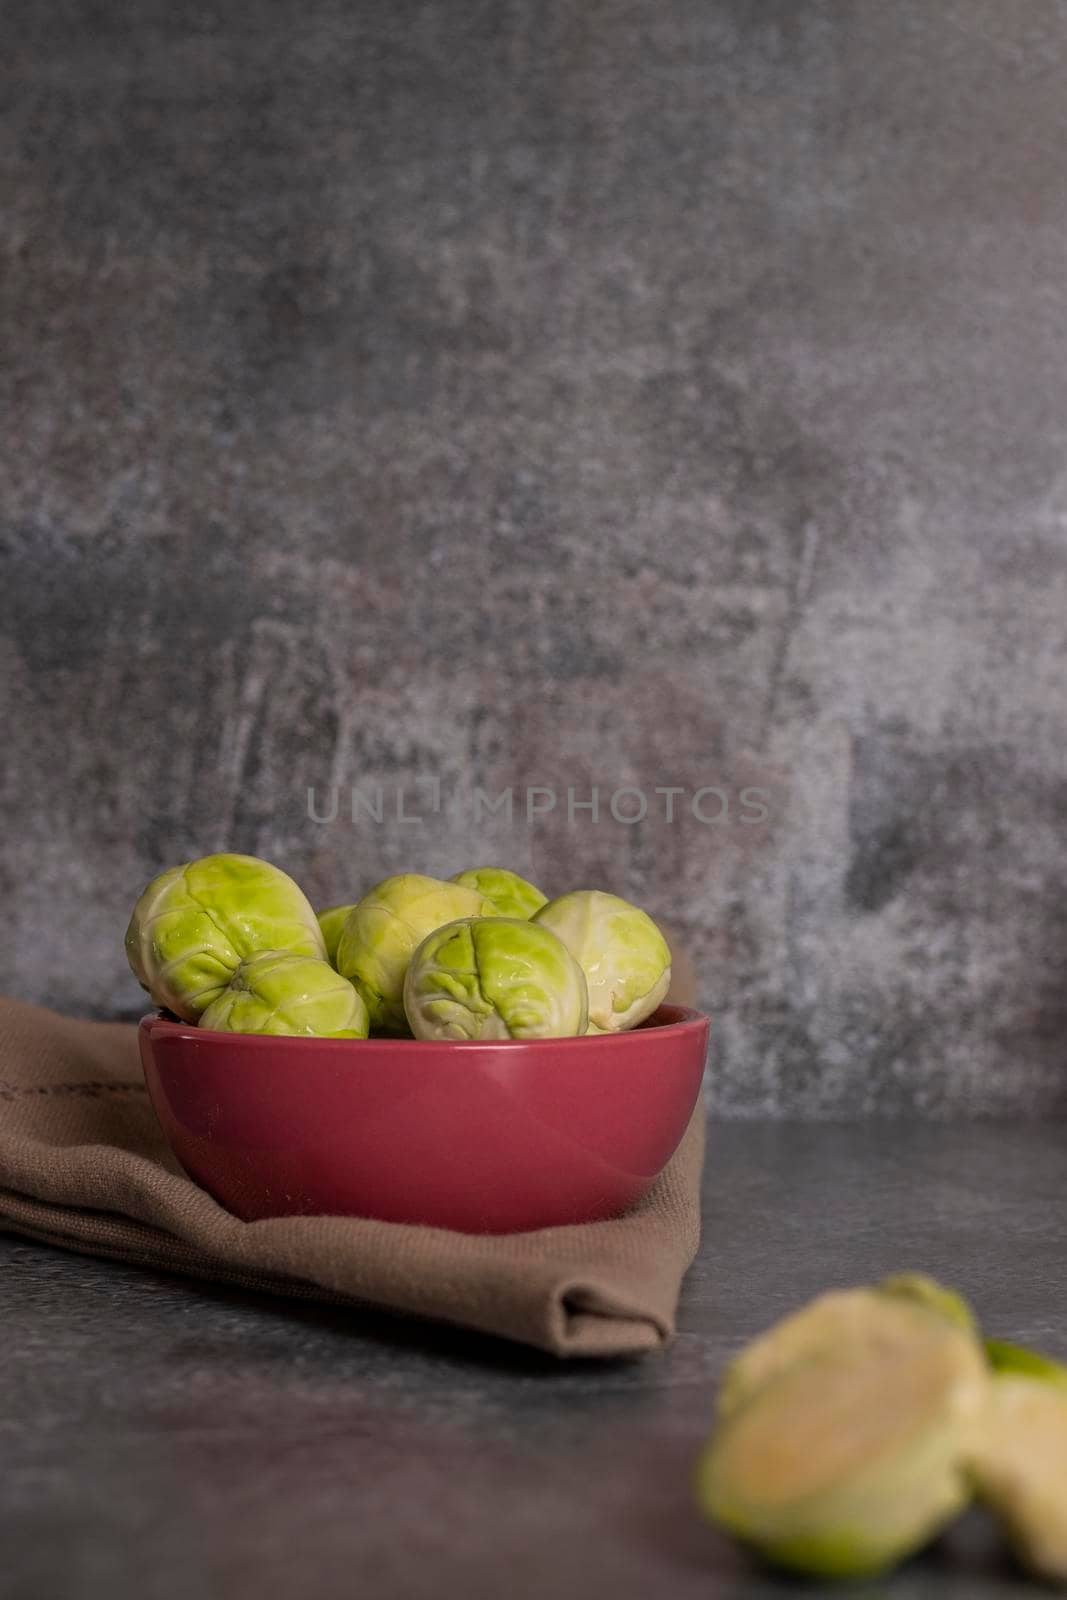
[139, 1005, 709, 1234]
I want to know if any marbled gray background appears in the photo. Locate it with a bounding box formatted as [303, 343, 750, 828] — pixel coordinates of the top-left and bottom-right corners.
[2, 1, 1066, 1115]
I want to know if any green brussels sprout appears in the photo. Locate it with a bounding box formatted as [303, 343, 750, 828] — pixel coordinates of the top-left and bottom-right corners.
[449, 867, 547, 921]
[695, 1288, 990, 1580]
[200, 950, 369, 1037]
[125, 854, 326, 1023]
[317, 903, 357, 967]
[403, 916, 588, 1040]
[967, 1370, 1067, 1582]
[335, 874, 491, 1032]
[532, 890, 671, 1032]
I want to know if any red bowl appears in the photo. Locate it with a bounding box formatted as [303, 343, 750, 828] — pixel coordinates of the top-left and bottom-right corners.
[139, 1005, 709, 1234]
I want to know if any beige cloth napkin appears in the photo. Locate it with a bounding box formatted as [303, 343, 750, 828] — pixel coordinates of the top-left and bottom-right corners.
[0, 996, 705, 1358]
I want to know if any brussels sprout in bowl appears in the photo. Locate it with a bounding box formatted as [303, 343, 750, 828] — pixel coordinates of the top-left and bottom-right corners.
[404, 916, 587, 1040]
[335, 874, 492, 1033]
[449, 867, 547, 921]
[125, 853, 327, 1023]
[533, 890, 672, 1033]
[200, 950, 369, 1038]
[129, 854, 708, 1229]
[316, 903, 356, 967]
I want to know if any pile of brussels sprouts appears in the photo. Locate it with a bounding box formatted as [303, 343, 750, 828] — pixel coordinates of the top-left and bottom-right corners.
[125, 855, 673, 1041]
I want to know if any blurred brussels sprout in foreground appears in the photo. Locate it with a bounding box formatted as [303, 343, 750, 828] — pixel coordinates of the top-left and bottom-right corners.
[533, 890, 671, 1032]
[967, 1365, 1067, 1584]
[449, 867, 547, 921]
[317, 903, 357, 967]
[200, 950, 369, 1038]
[125, 854, 325, 1023]
[695, 1283, 990, 1580]
[336, 874, 491, 1032]
[404, 916, 588, 1040]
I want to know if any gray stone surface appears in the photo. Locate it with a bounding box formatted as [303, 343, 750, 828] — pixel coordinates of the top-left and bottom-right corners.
[1, 1120, 1063, 1599]
[3, 3, 1067, 1112]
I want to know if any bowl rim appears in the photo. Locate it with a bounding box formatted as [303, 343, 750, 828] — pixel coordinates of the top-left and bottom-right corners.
[139, 1003, 709, 1051]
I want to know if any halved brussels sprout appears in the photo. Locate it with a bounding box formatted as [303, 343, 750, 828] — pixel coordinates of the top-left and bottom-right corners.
[403, 916, 588, 1040]
[317, 903, 357, 967]
[532, 890, 671, 1032]
[335, 874, 491, 1032]
[449, 867, 547, 921]
[125, 854, 326, 1023]
[200, 950, 369, 1037]
[695, 1287, 990, 1580]
[967, 1370, 1067, 1582]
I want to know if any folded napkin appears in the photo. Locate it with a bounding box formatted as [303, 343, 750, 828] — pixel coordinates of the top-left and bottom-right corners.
[0, 996, 705, 1358]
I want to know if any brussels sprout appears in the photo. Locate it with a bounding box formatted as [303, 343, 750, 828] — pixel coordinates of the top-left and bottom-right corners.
[449, 867, 547, 921]
[335, 874, 491, 1032]
[317, 903, 356, 967]
[532, 890, 671, 1032]
[125, 854, 326, 1023]
[967, 1371, 1067, 1583]
[403, 917, 588, 1040]
[695, 1288, 990, 1580]
[200, 950, 369, 1038]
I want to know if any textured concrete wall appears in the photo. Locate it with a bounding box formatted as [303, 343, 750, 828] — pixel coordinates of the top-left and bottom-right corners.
[3, 1, 1066, 1114]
